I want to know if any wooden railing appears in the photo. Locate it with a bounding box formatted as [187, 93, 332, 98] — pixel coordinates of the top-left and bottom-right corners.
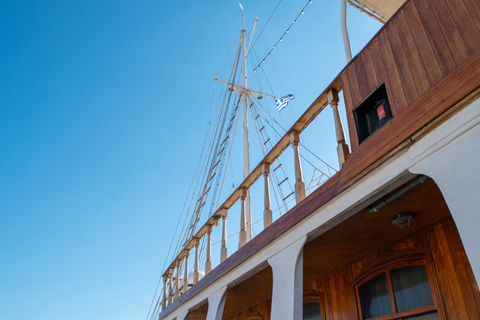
[159, 77, 347, 311]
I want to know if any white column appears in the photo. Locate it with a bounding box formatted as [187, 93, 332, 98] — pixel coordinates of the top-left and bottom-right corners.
[328, 89, 349, 167]
[206, 287, 228, 320]
[176, 311, 189, 320]
[194, 238, 200, 284]
[175, 259, 181, 300]
[268, 236, 307, 320]
[239, 188, 248, 248]
[206, 223, 213, 274]
[183, 249, 189, 294]
[409, 111, 480, 283]
[290, 131, 306, 203]
[221, 208, 228, 262]
[262, 163, 273, 228]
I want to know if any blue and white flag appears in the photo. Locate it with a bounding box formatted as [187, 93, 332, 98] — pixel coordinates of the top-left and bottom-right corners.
[275, 94, 294, 112]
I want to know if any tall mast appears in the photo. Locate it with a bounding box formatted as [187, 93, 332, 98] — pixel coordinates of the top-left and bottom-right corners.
[240, 8, 252, 242]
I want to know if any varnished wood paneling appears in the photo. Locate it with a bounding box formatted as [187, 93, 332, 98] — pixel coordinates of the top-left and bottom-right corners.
[361, 48, 378, 93]
[309, 220, 480, 320]
[429, 0, 470, 66]
[368, 38, 399, 118]
[341, 70, 359, 150]
[394, 9, 431, 95]
[413, 0, 456, 76]
[462, 0, 480, 32]
[402, 0, 444, 84]
[354, 55, 371, 100]
[346, 64, 362, 107]
[444, 0, 480, 55]
[340, 49, 480, 187]
[385, 21, 419, 109]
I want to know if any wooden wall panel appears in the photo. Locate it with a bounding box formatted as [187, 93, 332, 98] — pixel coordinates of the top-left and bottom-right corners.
[354, 55, 371, 99]
[463, 0, 480, 31]
[394, 10, 431, 96]
[429, 0, 470, 66]
[413, 0, 456, 76]
[378, 30, 408, 113]
[402, 0, 444, 84]
[385, 21, 419, 109]
[445, 0, 480, 55]
[308, 219, 480, 320]
[341, 70, 359, 150]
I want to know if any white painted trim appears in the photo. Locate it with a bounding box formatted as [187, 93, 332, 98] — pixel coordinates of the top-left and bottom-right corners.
[206, 287, 228, 320]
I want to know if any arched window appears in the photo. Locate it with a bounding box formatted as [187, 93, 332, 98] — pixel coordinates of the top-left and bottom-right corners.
[354, 258, 441, 320]
[303, 290, 325, 320]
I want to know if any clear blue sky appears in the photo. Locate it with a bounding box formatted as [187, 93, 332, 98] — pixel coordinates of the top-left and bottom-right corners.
[0, 1, 381, 319]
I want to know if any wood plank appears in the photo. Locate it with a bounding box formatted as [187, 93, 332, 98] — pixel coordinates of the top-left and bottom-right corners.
[378, 30, 408, 114]
[346, 64, 362, 107]
[394, 9, 431, 96]
[362, 47, 379, 93]
[385, 21, 419, 109]
[462, 0, 480, 32]
[340, 70, 359, 151]
[413, 0, 456, 76]
[339, 49, 480, 188]
[442, 220, 480, 319]
[434, 224, 470, 319]
[329, 273, 340, 320]
[354, 54, 371, 100]
[425, 226, 457, 319]
[429, 0, 470, 66]
[444, 0, 480, 55]
[403, 0, 444, 84]
[368, 39, 399, 117]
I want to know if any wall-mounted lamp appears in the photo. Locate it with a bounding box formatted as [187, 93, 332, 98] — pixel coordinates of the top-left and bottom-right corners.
[392, 213, 415, 228]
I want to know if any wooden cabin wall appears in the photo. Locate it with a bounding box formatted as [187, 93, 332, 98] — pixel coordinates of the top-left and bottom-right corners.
[222, 299, 271, 320]
[341, 0, 480, 151]
[308, 219, 480, 320]
[221, 219, 480, 320]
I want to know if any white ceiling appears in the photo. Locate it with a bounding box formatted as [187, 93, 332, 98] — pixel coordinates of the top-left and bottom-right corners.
[349, 0, 406, 21]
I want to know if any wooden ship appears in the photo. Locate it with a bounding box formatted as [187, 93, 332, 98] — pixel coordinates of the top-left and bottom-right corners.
[152, 0, 480, 319]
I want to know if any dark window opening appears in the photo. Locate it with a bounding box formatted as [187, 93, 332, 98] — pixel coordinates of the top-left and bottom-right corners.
[353, 83, 392, 144]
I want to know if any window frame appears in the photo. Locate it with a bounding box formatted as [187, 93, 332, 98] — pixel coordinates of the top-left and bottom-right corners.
[353, 257, 442, 320]
[303, 289, 326, 320]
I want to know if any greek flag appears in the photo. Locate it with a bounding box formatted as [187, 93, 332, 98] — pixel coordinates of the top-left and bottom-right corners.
[275, 94, 294, 112]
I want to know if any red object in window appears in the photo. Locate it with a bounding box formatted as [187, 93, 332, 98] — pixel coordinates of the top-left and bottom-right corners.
[377, 102, 386, 120]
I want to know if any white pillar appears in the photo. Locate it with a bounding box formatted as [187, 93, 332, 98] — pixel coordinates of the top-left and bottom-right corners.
[409, 112, 480, 284]
[239, 188, 248, 248]
[328, 89, 349, 167]
[206, 224, 213, 274]
[268, 236, 307, 320]
[176, 311, 189, 320]
[183, 249, 189, 294]
[262, 163, 273, 228]
[194, 238, 200, 284]
[206, 287, 228, 320]
[290, 131, 306, 203]
[221, 208, 228, 262]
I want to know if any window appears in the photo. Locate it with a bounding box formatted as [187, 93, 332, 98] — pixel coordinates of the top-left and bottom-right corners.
[353, 83, 392, 144]
[303, 290, 325, 320]
[355, 260, 440, 320]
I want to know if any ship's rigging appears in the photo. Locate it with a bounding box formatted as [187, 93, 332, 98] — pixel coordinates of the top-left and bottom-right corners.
[147, 4, 340, 319]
